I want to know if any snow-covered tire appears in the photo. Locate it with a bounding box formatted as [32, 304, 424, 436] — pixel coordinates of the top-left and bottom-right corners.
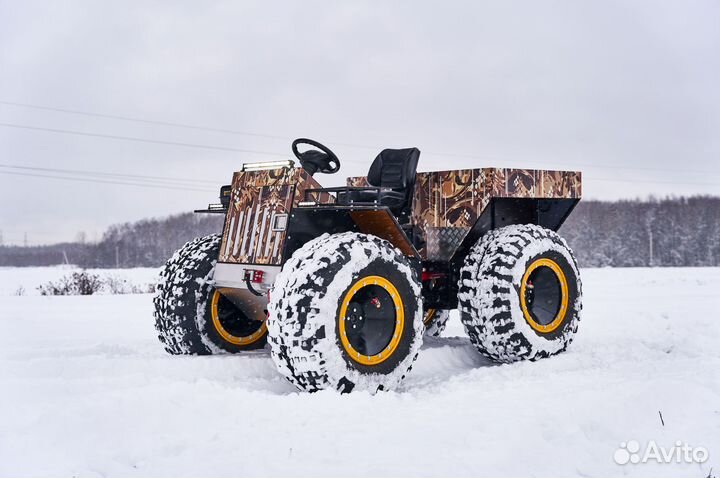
[267, 232, 424, 393]
[153, 234, 267, 355]
[423, 309, 451, 337]
[458, 224, 582, 363]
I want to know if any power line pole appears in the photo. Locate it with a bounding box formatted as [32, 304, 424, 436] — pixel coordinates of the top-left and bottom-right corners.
[115, 245, 120, 268]
[645, 212, 655, 267]
[24, 232, 28, 247]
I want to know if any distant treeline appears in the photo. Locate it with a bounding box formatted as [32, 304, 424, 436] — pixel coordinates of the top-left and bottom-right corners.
[1, 196, 719, 268]
[562, 196, 720, 267]
[0, 214, 223, 268]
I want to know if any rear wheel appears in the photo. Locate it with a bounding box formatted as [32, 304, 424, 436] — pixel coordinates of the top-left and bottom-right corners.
[458, 224, 582, 362]
[423, 309, 451, 337]
[153, 234, 267, 354]
[267, 232, 424, 393]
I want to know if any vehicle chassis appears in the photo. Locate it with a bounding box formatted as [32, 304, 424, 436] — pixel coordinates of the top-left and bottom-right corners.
[202, 164, 581, 323]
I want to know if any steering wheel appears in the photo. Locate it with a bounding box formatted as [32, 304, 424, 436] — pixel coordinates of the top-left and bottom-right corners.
[292, 138, 340, 176]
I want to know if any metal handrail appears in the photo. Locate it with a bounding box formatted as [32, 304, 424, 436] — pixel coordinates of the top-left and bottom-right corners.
[299, 186, 388, 208]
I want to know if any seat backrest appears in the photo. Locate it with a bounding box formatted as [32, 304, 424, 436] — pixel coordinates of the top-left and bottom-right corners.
[367, 147, 420, 190]
[366, 148, 420, 222]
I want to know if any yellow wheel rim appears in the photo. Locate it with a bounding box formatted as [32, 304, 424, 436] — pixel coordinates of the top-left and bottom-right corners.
[423, 308, 436, 326]
[520, 258, 569, 334]
[210, 290, 267, 346]
[338, 275, 405, 366]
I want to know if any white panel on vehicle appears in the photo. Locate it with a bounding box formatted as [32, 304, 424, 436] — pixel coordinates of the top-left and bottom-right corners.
[255, 207, 269, 258]
[272, 231, 281, 258]
[247, 201, 261, 258]
[264, 208, 276, 257]
[240, 207, 253, 256]
[232, 210, 245, 256]
[224, 215, 235, 258]
[271, 213, 288, 231]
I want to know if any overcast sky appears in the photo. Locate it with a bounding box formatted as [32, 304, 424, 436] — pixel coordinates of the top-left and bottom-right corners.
[1, 0, 719, 245]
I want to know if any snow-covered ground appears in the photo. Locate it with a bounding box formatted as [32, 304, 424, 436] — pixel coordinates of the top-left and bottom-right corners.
[0, 266, 718, 477]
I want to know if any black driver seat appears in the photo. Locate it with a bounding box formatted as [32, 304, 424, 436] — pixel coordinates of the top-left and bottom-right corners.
[340, 147, 420, 223]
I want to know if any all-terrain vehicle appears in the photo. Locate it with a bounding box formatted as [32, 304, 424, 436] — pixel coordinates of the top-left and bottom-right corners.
[154, 139, 582, 393]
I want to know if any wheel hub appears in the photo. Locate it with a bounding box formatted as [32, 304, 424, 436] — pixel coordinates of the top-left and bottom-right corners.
[520, 258, 569, 334]
[339, 276, 405, 365]
[345, 302, 365, 330]
[211, 290, 267, 345]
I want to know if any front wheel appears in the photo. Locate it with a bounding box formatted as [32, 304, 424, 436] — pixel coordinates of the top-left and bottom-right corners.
[267, 232, 424, 393]
[458, 224, 582, 363]
[153, 234, 267, 354]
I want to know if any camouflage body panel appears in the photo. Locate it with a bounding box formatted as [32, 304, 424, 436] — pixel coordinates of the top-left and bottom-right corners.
[219, 168, 327, 265]
[346, 176, 371, 188]
[348, 168, 581, 260]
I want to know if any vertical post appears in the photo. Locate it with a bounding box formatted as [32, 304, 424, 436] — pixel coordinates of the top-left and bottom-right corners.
[115, 245, 120, 268]
[645, 212, 655, 267]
